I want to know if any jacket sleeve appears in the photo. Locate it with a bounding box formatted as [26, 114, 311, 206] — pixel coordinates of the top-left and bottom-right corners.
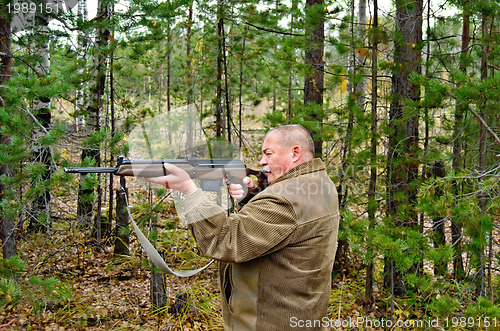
[179, 189, 297, 263]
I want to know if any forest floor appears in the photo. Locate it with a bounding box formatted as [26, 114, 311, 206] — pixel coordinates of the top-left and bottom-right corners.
[4, 188, 497, 330]
[0, 179, 388, 331]
[1, 210, 218, 329]
[1, 189, 459, 331]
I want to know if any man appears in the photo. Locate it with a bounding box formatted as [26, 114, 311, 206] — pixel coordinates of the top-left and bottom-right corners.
[146, 125, 339, 330]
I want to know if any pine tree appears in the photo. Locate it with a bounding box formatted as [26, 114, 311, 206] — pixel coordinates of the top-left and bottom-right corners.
[475, 0, 491, 297]
[450, 0, 471, 280]
[28, 0, 53, 232]
[0, 0, 16, 259]
[384, 0, 423, 296]
[77, 0, 111, 228]
[304, 0, 325, 157]
[364, 0, 379, 304]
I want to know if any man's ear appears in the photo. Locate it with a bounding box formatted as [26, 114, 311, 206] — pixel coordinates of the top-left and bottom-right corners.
[291, 145, 302, 161]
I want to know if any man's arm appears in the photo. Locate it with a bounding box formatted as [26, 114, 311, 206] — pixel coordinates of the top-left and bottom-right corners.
[181, 190, 297, 263]
[145, 163, 197, 194]
[145, 164, 296, 263]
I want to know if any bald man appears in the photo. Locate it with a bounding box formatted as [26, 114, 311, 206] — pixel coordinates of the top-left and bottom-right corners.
[147, 125, 339, 330]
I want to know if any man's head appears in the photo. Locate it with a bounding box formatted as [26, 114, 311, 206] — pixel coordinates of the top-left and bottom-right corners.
[260, 125, 315, 183]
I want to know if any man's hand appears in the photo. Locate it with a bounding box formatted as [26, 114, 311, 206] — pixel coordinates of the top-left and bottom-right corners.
[145, 163, 197, 194]
[227, 177, 255, 200]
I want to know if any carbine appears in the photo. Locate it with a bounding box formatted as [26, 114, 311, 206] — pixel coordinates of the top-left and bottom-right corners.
[64, 156, 268, 195]
[65, 156, 269, 277]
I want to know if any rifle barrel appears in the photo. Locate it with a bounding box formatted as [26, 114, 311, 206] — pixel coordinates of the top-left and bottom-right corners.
[64, 166, 118, 174]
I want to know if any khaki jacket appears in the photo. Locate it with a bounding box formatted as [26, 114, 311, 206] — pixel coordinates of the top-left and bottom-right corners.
[180, 158, 340, 330]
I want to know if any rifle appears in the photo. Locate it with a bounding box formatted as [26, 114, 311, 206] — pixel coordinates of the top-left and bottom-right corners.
[65, 156, 269, 277]
[64, 156, 268, 197]
[64, 157, 268, 278]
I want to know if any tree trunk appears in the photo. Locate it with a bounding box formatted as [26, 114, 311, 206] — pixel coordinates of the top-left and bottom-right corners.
[451, 4, 470, 280]
[114, 176, 130, 256]
[215, 1, 224, 138]
[0, 207, 16, 259]
[150, 257, 168, 308]
[304, 0, 325, 157]
[167, 11, 172, 144]
[432, 161, 446, 276]
[238, 27, 247, 152]
[222, 17, 231, 143]
[29, 0, 53, 232]
[0, 2, 16, 259]
[107, 2, 115, 234]
[287, 0, 299, 123]
[364, 0, 378, 305]
[77, 0, 109, 226]
[384, 0, 423, 296]
[356, 0, 367, 110]
[476, 0, 489, 297]
[75, 0, 89, 130]
[0, 160, 16, 259]
[338, 0, 355, 209]
[186, 3, 194, 152]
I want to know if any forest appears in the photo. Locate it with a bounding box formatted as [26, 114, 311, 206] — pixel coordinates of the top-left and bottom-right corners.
[0, 0, 499, 329]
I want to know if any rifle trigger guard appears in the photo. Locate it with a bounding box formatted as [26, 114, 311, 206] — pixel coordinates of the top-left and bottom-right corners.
[223, 171, 234, 185]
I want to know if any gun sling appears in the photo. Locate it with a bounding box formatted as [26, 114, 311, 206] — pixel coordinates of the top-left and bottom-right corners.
[124, 194, 214, 278]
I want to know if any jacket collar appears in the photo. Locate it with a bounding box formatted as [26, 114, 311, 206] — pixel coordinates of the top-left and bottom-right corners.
[270, 158, 325, 185]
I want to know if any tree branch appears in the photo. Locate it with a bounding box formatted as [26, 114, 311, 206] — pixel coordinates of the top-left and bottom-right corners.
[243, 21, 303, 37]
[469, 108, 500, 145]
[19, 106, 49, 134]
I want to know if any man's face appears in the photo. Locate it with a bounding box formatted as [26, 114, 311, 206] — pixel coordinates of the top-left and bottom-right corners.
[259, 132, 294, 184]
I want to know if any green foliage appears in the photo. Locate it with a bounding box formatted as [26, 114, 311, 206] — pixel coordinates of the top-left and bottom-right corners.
[427, 244, 454, 268]
[0, 256, 71, 313]
[0, 278, 23, 309]
[339, 209, 370, 258]
[0, 255, 26, 278]
[27, 276, 72, 314]
[465, 297, 500, 319]
[429, 295, 461, 318]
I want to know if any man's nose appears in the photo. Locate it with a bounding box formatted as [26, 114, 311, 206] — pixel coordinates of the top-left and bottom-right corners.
[259, 156, 266, 166]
